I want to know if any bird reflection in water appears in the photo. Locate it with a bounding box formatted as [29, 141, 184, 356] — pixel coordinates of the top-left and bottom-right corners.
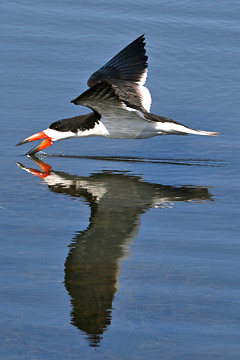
[17, 156, 213, 347]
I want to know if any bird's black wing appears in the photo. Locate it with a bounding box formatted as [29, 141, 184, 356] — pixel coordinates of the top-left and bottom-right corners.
[87, 35, 148, 87]
[86, 35, 152, 111]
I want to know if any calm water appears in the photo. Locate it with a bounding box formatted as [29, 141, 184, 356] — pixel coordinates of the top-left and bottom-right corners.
[1, 1, 240, 359]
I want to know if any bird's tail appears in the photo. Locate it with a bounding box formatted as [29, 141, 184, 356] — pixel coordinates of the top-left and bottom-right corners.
[155, 121, 219, 136]
[146, 113, 219, 136]
[183, 128, 219, 136]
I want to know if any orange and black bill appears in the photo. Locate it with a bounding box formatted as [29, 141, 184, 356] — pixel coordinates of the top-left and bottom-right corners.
[16, 131, 52, 155]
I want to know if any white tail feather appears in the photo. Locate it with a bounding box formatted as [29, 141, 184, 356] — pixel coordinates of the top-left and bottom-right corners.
[182, 128, 219, 136]
[155, 122, 219, 136]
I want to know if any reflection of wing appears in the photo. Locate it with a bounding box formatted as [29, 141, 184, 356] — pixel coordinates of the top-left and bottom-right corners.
[73, 35, 152, 112]
[16, 157, 213, 347]
[46, 172, 212, 347]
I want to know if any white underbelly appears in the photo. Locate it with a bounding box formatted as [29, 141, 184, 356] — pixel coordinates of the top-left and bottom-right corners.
[77, 108, 163, 139]
[100, 115, 157, 139]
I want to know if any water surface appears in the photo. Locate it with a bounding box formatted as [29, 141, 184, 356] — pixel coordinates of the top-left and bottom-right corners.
[1, 1, 240, 359]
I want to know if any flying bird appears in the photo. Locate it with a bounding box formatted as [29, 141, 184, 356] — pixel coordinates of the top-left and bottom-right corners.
[16, 35, 218, 155]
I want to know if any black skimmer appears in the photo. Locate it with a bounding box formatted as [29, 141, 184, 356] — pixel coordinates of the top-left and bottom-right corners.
[16, 35, 218, 155]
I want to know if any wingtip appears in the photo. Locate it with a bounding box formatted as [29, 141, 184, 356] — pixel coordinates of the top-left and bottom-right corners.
[139, 34, 146, 46]
[87, 34, 148, 88]
[208, 131, 220, 136]
[196, 130, 220, 137]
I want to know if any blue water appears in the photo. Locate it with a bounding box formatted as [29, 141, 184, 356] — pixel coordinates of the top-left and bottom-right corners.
[1, 1, 240, 359]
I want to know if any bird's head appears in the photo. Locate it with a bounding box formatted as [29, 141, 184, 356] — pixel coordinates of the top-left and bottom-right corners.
[16, 119, 76, 155]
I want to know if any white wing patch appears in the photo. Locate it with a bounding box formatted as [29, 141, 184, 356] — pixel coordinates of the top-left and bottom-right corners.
[138, 85, 152, 112]
[134, 68, 152, 112]
[137, 68, 148, 86]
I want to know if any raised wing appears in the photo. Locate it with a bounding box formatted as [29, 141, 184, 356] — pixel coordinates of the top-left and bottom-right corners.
[86, 35, 152, 111]
[71, 80, 126, 114]
[88, 35, 148, 87]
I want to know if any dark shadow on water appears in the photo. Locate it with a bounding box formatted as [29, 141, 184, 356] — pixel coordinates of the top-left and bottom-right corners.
[16, 155, 215, 347]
